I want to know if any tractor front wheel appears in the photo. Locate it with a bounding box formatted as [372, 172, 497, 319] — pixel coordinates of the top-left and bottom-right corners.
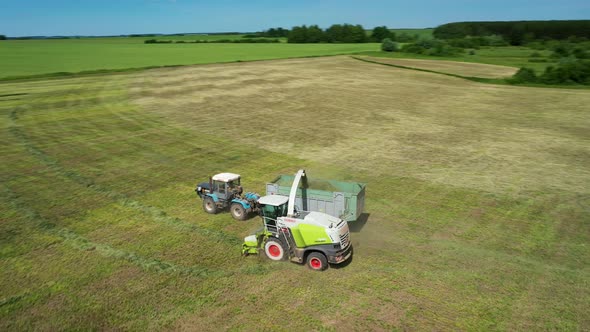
[230, 203, 248, 221]
[203, 197, 218, 214]
[306, 252, 328, 271]
[264, 238, 287, 261]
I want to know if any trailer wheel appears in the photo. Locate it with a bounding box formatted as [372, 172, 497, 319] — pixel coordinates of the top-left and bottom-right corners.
[203, 197, 217, 214]
[306, 252, 328, 271]
[230, 203, 247, 221]
[264, 238, 287, 261]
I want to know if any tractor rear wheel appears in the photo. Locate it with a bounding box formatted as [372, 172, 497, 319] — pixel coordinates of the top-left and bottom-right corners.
[203, 197, 217, 214]
[230, 203, 247, 221]
[306, 252, 328, 271]
[264, 238, 288, 261]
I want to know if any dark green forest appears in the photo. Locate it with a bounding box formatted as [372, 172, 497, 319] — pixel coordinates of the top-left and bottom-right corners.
[434, 20, 590, 45]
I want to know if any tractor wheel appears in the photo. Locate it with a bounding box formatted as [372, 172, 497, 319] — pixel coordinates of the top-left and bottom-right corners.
[203, 197, 217, 214]
[306, 252, 328, 271]
[230, 203, 248, 221]
[264, 238, 288, 261]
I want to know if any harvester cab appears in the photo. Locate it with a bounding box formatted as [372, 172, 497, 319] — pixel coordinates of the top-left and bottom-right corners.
[242, 170, 353, 271]
[195, 173, 260, 220]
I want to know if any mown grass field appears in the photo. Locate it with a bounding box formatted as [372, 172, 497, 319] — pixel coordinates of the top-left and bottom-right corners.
[357, 56, 518, 78]
[1, 56, 589, 330]
[0, 38, 378, 79]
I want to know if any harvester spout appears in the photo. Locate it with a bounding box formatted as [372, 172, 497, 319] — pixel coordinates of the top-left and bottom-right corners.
[287, 169, 306, 217]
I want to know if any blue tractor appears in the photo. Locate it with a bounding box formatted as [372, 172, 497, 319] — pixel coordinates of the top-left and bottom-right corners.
[195, 172, 261, 220]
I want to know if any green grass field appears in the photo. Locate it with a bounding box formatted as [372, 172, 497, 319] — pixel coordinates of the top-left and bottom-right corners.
[142, 33, 259, 41]
[1, 56, 589, 330]
[363, 46, 555, 73]
[0, 38, 378, 79]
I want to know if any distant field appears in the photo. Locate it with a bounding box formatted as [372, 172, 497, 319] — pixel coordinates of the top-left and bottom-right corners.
[390, 28, 434, 39]
[144, 34, 257, 41]
[0, 38, 379, 78]
[1, 56, 589, 330]
[0, 33, 554, 81]
[69, 34, 252, 43]
[363, 46, 555, 73]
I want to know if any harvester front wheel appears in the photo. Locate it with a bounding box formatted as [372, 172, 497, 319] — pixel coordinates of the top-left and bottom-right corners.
[230, 203, 247, 221]
[264, 238, 287, 261]
[203, 197, 217, 214]
[306, 252, 328, 271]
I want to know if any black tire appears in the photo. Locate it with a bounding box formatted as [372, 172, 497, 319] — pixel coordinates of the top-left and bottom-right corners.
[264, 237, 288, 261]
[230, 203, 248, 221]
[306, 252, 328, 271]
[203, 197, 217, 214]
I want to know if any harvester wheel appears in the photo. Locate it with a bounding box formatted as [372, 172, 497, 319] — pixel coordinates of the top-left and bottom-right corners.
[203, 197, 217, 214]
[230, 203, 248, 221]
[306, 252, 328, 271]
[264, 238, 287, 261]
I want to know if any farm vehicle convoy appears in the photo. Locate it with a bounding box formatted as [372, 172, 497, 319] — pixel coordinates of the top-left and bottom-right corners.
[195, 170, 366, 271]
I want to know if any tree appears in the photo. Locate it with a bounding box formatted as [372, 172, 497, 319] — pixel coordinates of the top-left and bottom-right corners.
[381, 38, 398, 52]
[287, 23, 372, 43]
[325, 24, 368, 43]
[508, 25, 525, 46]
[265, 27, 289, 38]
[540, 59, 590, 85]
[0, 35, 6, 40]
[573, 48, 590, 59]
[551, 44, 570, 58]
[510, 67, 537, 83]
[371, 26, 394, 42]
[306, 25, 324, 43]
[325, 24, 344, 43]
[351, 24, 368, 43]
[288, 25, 308, 43]
[276, 27, 289, 37]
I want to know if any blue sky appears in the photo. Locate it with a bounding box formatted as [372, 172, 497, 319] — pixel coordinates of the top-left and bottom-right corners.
[1, 0, 589, 37]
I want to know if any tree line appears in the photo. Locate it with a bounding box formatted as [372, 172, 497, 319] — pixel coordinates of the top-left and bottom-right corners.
[289, 24, 369, 43]
[250, 27, 290, 38]
[434, 20, 590, 45]
[252, 25, 419, 43]
[145, 38, 280, 44]
[287, 24, 419, 43]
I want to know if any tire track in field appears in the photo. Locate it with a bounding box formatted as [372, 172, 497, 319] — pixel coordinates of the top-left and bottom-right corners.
[1, 184, 228, 278]
[7, 106, 242, 247]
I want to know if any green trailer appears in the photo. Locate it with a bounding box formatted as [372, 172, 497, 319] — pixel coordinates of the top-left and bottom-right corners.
[266, 174, 366, 222]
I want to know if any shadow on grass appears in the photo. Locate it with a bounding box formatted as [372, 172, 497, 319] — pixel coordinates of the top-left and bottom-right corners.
[330, 246, 354, 270]
[0, 93, 28, 102]
[349, 212, 370, 233]
[0, 93, 28, 98]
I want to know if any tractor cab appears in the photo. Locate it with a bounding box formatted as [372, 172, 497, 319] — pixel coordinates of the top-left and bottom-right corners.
[211, 172, 242, 199]
[196, 172, 242, 200]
